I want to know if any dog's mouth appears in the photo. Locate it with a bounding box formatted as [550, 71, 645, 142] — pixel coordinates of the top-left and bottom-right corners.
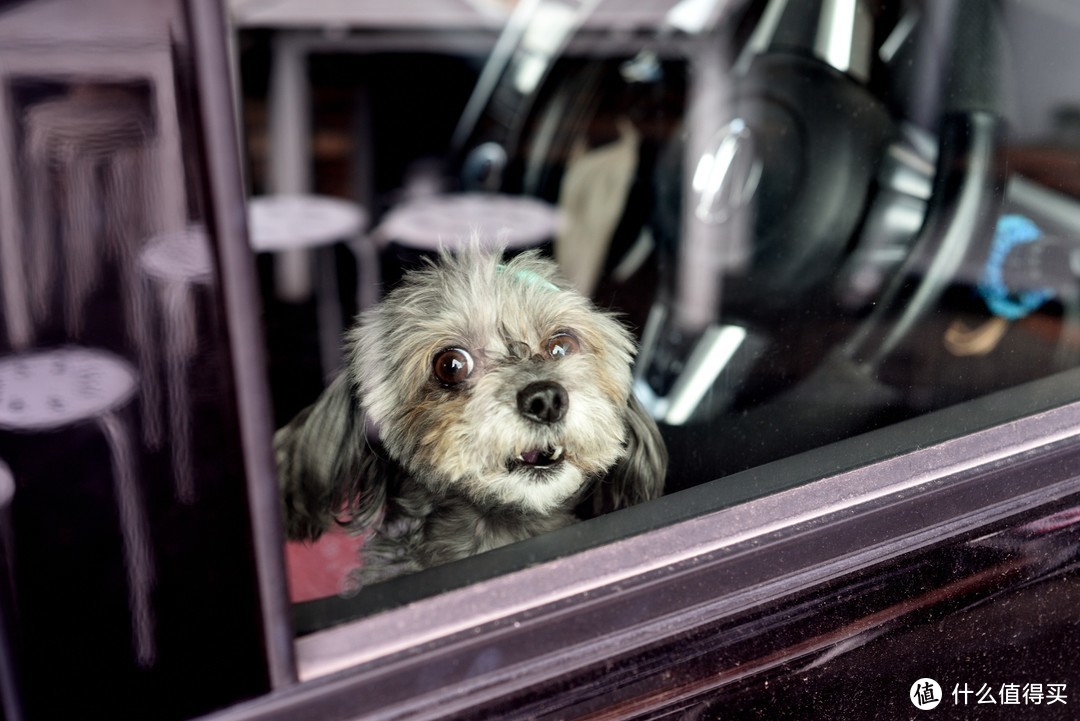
[511, 445, 565, 471]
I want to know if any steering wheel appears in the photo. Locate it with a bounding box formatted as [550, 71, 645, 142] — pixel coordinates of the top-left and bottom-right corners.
[636, 0, 1009, 487]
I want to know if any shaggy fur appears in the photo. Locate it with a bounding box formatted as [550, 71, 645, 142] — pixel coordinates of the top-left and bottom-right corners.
[275, 249, 667, 586]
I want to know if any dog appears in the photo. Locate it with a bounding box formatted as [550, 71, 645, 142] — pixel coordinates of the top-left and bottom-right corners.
[275, 248, 667, 586]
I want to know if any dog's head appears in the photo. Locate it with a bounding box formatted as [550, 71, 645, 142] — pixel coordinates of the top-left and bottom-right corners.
[351, 250, 664, 515]
[275, 249, 666, 542]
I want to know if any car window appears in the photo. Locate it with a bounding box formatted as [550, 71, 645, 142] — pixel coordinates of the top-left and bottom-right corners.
[0, 1, 283, 718]
[3, 2, 1080, 716]
[227, 0, 1080, 633]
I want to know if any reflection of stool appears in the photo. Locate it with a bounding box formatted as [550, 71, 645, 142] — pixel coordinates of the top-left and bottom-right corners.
[0, 460, 11, 550]
[0, 458, 18, 721]
[370, 192, 561, 293]
[248, 195, 367, 380]
[0, 458, 13, 582]
[137, 228, 214, 504]
[17, 88, 164, 347]
[0, 348, 154, 667]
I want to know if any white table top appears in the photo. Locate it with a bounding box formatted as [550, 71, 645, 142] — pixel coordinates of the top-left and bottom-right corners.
[0, 0, 177, 47]
[140, 227, 215, 284]
[230, 0, 683, 32]
[232, 0, 506, 29]
[377, 192, 560, 250]
[248, 194, 367, 252]
[0, 348, 137, 432]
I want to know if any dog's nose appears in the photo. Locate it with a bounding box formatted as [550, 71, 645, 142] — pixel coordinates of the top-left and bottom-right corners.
[517, 381, 568, 424]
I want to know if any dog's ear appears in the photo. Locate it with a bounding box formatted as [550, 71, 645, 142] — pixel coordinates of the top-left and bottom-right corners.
[274, 373, 389, 541]
[583, 394, 667, 517]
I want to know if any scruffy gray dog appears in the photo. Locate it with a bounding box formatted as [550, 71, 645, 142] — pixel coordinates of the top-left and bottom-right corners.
[275, 249, 667, 585]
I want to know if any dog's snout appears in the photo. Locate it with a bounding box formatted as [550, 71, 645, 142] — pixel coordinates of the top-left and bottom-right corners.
[517, 381, 568, 424]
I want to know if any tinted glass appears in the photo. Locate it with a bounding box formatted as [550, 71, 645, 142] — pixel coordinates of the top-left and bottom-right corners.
[246, 0, 1080, 625]
[0, 1, 272, 718]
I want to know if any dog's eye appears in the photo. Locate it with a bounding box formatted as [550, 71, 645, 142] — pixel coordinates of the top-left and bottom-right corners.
[433, 348, 474, 385]
[545, 333, 579, 359]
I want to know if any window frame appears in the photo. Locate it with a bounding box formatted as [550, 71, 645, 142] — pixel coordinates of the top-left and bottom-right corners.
[189, 0, 297, 689]
[208, 361, 1080, 719]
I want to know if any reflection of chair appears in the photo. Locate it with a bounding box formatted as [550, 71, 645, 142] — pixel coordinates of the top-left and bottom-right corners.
[369, 192, 561, 293]
[137, 228, 215, 503]
[0, 348, 155, 667]
[248, 194, 367, 379]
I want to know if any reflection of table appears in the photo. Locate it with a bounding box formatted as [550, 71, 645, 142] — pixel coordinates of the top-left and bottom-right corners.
[0, 348, 155, 667]
[248, 195, 367, 379]
[230, 0, 679, 201]
[138, 228, 215, 504]
[232, 1, 506, 205]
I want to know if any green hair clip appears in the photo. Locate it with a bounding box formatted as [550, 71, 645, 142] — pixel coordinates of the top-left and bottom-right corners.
[497, 264, 560, 292]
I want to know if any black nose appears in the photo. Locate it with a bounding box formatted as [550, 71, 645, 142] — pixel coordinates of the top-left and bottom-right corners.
[517, 381, 568, 424]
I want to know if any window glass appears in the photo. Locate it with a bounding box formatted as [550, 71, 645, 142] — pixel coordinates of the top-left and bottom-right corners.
[0, 1, 272, 718]
[251, 0, 1080, 627]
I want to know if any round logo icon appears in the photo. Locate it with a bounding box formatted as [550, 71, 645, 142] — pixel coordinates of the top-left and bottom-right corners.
[911, 678, 943, 710]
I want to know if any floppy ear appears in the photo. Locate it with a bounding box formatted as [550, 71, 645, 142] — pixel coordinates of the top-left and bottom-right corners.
[274, 373, 390, 541]
[583, 394, 667, 517]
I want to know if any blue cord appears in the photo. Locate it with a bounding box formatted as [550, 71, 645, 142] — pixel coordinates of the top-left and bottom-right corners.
[977, 214, 1055, 321]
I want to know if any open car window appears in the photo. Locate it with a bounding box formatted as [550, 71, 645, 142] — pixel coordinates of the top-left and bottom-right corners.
[2, 1, 1080, 720]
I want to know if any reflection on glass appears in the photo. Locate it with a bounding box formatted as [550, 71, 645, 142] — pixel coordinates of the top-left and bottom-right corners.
[236, 0, 1080, 630]
[0, 1, 270, 718]
[5, 78, 167, 668]
[138, 227, 216, 503]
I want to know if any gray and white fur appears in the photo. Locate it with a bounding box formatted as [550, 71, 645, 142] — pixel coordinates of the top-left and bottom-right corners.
[275, 249, 667, 586]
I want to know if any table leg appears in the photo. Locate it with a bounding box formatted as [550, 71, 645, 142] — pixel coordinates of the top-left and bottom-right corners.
[314, 246, 344, 381]
[98, 411, 156, 668]
[268, 32, 314, 302]
[162, 280, 197, 504]
[353, 234, 382, 313]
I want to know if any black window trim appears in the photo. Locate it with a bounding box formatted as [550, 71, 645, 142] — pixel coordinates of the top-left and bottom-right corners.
[189, 0, 297, 690]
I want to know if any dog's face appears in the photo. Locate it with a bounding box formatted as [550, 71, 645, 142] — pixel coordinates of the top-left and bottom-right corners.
[349, 251, 636, 514]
